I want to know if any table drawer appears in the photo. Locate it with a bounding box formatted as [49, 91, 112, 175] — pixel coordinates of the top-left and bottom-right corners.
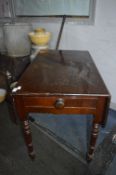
[23, 96, 98, 109]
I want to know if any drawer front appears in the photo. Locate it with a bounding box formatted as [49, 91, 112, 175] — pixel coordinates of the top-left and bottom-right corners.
[23, 96, 98, 109]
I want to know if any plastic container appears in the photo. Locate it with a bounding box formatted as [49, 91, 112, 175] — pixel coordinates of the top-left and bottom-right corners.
[4, 23, 32, 57]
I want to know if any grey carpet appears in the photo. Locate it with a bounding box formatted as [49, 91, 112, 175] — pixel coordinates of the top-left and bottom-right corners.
[0, 102, 116, 175]
[0, 102, 90, 175]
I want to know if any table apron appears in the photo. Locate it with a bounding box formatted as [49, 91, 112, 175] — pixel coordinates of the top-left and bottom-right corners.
[13, 95, 110, 125]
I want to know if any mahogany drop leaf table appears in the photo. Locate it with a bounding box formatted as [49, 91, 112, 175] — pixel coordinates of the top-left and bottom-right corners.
[11, 50, 110, 161]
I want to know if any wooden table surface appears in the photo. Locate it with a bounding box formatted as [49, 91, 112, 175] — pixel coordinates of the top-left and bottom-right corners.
[17, 50, 109, 95]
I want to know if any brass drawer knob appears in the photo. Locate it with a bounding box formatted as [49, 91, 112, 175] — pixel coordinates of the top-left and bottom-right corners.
[55, 98, 64, 109]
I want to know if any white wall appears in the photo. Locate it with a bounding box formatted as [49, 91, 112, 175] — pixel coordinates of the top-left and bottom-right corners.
[62, 0, 116, 108]
[32, 0, 116, 108]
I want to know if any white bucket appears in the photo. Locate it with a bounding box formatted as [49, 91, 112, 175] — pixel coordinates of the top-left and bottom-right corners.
[4, 23, 32, 57]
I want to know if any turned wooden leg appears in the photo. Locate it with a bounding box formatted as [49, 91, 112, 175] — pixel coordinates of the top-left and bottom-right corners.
[87, 123, 99, 162]
[22, 119, 35, 159]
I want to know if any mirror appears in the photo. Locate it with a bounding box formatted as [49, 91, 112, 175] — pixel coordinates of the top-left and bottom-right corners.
[15, 0, 91, 17]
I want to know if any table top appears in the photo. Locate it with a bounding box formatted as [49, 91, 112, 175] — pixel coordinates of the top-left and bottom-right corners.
[15, 50, 109, 96]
